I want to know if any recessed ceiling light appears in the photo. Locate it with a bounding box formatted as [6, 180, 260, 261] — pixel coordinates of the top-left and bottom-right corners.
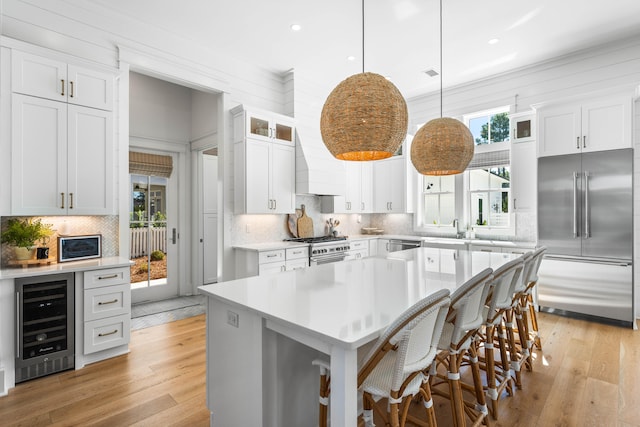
[290, 24, 302, 31]
[488, 38, 499, 45]
[347, 55, 356, 61]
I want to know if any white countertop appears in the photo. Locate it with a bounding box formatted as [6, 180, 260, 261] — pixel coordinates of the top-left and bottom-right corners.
[199, 247, 519, 349]
[234, 235, 536, 252]
[0, 256, 132, 280]
[233, 241, 310, 252]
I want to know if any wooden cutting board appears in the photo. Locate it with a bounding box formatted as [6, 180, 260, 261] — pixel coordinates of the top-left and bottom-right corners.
[297, 204, 313, 238]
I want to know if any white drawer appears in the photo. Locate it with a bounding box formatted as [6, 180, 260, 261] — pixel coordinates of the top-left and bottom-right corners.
[84, 314, 131, 354]
[350, 240, 368, 250]
[286, 258, 308, 271]
[84, 283, 131, 321]
[259, 250, 285, 264]
[286, 247, 308, 260]
[84, 267, 130, 290]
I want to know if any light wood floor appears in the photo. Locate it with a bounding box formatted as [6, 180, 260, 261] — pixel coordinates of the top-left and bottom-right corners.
[1, 312, 639, 426]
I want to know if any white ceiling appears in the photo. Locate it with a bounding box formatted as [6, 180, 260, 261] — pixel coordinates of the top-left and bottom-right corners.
[86, 0, 640, 99]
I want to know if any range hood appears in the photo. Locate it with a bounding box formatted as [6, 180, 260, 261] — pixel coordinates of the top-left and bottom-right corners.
[295, 130, 345, 196]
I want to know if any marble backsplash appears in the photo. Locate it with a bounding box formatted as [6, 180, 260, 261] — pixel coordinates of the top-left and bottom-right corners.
[231, 195, 537, 245]
[1, 215, 119, 267]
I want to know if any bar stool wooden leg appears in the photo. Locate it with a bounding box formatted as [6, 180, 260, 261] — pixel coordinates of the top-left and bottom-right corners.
[504, 309, 523, 390]
[447, 350, 466, 427]
[467, 342, 489, 423]
[528, 293, 542, 350]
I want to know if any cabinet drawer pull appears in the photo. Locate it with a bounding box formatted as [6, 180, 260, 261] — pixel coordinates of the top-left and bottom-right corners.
[98, 274, 119, 280]
[98, 329, 119, 337]
[60, 192, 65, 209]
[292, 250, 302, 254]
[98, 298, 119, 306]
[266, 254, 278, 258]
[61, 79, 65, 96]
[70, 81, 74, 98]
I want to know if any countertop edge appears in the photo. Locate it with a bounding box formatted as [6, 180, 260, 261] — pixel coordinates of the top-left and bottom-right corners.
[0, 256, 132, 280]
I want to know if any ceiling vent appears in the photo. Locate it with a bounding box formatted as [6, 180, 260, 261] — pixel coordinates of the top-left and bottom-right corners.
[423, 69, 439, 77]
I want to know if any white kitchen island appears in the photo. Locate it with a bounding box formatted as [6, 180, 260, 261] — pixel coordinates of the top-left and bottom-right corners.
[198, 248, 521, 427]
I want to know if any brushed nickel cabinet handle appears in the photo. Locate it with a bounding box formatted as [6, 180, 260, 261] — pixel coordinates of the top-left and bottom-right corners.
[583, 135, 586, 148]
[61, 79, 65, 96]
[98, 298, 119, 305]
[98, 329, 118, 337]
[70, 81, 74, 98]
[60, 192, 65, 209]
[576, 136, 579, 149]
[98, 274, 119, 280]
[69, 192, 74, 209]
[16, 292, 20, 358]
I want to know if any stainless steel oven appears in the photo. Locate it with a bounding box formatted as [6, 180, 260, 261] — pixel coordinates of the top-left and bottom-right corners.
[285, 236, 351, 266]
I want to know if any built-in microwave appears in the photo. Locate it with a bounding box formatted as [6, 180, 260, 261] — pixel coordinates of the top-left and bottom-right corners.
[58, 234, 102, 262]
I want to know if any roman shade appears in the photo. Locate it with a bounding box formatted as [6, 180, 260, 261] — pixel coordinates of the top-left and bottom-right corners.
[129, 152, 173, 178]
[467, 148, 510, 169]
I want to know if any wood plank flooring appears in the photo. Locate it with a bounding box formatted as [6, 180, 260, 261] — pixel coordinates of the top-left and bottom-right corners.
[1, 312, 639, 426]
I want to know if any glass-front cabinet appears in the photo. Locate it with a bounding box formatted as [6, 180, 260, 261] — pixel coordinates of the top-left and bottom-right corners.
[246, 111, 294, 145]
[510, 110, 535, 143]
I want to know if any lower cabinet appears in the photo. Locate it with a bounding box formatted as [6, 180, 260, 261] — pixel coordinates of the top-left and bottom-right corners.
[81, 267, 131, 357]
[235, 246, 309, 278]
[347, 239, 370, 260]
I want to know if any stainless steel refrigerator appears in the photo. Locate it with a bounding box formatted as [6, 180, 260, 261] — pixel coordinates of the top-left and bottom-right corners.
[537, 148, 634, 325]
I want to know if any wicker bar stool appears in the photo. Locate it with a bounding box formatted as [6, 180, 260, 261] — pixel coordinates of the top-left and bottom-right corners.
[520, 247, 547, 352]
[479, 257, 525, 419]
[313, 288, 451, 427]
[430, 268, 494, 427]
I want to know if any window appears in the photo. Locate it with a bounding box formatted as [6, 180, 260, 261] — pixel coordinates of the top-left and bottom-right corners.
[467, 108, 510, 145]
[469, 167, 510, 227]
[420, 175, 456, 227]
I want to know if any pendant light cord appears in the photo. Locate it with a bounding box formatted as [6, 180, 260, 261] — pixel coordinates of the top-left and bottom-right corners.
[439, 0, 443, 118]
[362, 0, 365, 74]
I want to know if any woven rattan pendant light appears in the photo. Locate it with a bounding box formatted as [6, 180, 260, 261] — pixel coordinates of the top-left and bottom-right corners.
[410, 0, 474, 175]
[320, 0, 408, 161]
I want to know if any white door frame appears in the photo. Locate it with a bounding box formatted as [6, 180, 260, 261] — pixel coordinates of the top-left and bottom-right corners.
[129, 141, 189, 302]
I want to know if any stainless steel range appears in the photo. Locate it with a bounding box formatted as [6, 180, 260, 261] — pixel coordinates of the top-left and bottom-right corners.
[285, 236, 351, 265]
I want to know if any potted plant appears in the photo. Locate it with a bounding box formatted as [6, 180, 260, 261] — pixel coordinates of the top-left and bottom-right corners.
[1, 218, 53, 260]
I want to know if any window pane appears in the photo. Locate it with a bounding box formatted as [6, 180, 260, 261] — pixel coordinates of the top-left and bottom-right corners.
[423, 177, 440, 193]
[488, 191, 510, 226]
[440, 193, 456, 225]
[441, 175, 455, 192]
[469, 116, 489, 145]
[488, 166, 510, 189]
[471, 192, 488, 226]
[423, 195, 439, 225]
[490, 112, 510, 143]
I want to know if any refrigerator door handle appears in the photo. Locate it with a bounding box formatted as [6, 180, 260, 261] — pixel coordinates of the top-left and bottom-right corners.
[584, 170, 590, 238]
[573, 171, 579, 238]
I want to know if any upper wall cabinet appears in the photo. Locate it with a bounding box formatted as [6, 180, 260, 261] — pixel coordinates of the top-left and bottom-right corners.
[321, 162, 372, 214]
[11, 94, 114, 215]
[510, 111, 535, 143]
[12, 50, 114, 111]
[373, 135, 416, 214]
[232, 105, 296, 214]
[537, 96, 631, 157]
[7, 47, 116, 216]
[242, 109, 294, 145]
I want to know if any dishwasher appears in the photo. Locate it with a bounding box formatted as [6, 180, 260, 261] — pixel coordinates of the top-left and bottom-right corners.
[387, 238, 422, 252]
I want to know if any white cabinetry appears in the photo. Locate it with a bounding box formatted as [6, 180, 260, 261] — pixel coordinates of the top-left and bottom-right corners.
[11, 94, 113, 215]
[511, 138, 536, 212]
[538, 96, 631, 157]
[82, 267, 131, 356]
[235, 245, 309, 278]
[373, 135, 415, 213]
[347, 239, 370, 260]
[9, 48, 115, 216]
[12, 50, 113, 111]
[510, 111, 535, 143]
[233, 106, 295, 214]
[321, 162, 372, 213]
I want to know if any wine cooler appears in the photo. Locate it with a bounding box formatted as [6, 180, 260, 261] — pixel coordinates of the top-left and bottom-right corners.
[15, 272, 75, 383]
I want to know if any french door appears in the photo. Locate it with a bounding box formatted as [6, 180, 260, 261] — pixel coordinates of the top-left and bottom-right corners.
[129, 162, 178, 303]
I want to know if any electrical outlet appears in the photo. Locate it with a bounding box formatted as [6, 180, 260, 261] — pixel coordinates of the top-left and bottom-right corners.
[227, 310, 239, 328]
